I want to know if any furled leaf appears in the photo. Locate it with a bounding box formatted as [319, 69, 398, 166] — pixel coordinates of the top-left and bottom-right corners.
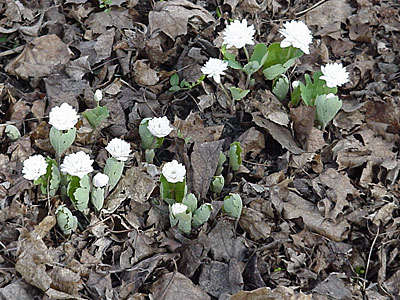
[104, 157, 124, 191]
[221, 45, 242, 70]
[192, 203, 213, 227]
[182, 193, 198, 213]
[139, 118, 163, 149]
[229, 141, 242, 172]
[272, 76, 289, 101]
[169, 208, 192, 234]
[223, 193, 243, 220]
[300, 72, 337, 106]
[315, 94, 342, 129]
[210, 175, 224, 194]
[69, 175, 90, 212]
[5, 124, 21, 141]
[160, 174, 174, 205]
[91, 187, 105, 212]
[50, 127, 76, 157]
[82, 106, 110, 128]
[56, 206, 78, 235]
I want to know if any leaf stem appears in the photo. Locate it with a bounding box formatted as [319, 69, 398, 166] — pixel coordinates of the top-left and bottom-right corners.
[243, 46, 250, 62]
[219, 82, 234, 112]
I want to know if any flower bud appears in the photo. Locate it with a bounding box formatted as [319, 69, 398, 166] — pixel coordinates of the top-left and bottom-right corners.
[94, 89, 102, 102]
[211, 175, 224, 194]
[93, 173, 109, 188]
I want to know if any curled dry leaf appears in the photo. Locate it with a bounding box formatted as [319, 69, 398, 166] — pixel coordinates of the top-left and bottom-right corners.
[133, 60, 160, 86]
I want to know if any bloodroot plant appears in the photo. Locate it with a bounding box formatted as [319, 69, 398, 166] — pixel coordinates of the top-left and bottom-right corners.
[21, 92, 131, 235]
[197, 18, 350, 128]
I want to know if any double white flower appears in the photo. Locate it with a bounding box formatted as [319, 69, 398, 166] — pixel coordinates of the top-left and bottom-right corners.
[105, 138, 131, 161]
[49, 103, 79, 131]
[320, 63, 350, 88]
[147, 116, 173, 138]
[223, 19, 255, 49]
[201, 58, 228, 84]
[22, 155, 48, 181]
[279, 20, 313, 54]
[162, 160, 186, 183]
[60, 151, 94, 178]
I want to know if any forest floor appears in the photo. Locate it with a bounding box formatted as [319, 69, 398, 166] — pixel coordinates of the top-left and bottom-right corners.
[0, 0, 400, 299]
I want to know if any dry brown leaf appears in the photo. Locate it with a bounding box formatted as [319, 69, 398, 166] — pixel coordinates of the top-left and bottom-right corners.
[290, 106, 315, 150]
[231, 286, 312, 300]
[133, 60, 160, 86]
[305, 0, 353, 28]
[149, 0, 215, 40]
[65, 56, 92, 81]
[5, 35, 72, 80]
[190, 140, 224, 199]
[150, 272, 210, 300]
[239, 207, 271, 241]
[237, 127, 265, 159]
[252, 113, 304, 155]
[172, 112, 224, 144]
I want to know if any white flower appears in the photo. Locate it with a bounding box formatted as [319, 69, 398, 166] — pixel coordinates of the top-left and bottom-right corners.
[93, 173, 109, 188]
[60, 151, 94, 178]
[22, 155, 48, 181]
[147, 116, 173, 138]
[292, 80, 300, 89]
[223, 19, 255, 49]
[201, 58, 228, 84]
[279, 20, 313, 54]
[105, 138, 131, 161]
[94, 89, 102, 102]
[171, 203, 188, 216]
[162, 160, 186, 183]
[320, 63, 350, 88]
[49, 103, 79, 131]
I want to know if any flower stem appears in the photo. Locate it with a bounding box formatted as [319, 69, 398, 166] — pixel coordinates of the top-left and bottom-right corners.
[219, 82, 234, 112]
[243, 46, 250, 62]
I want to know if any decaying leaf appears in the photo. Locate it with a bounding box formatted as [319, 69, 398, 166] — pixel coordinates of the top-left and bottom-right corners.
[149, 0, 215, 40]
[133, 60, 160, 86]
[231, 286, 312, 300]
[5, 35, 72, 80]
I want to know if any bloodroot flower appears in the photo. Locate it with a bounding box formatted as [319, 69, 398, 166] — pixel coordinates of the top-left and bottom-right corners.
[93, 173, 109, 188]
[223, 19, 255, 49]
[162, 160, 186, 183]
[94, 89, 103, 102]
[279, 20, 313, 54]
[201, 58, 228, 84]
[22, 155, 48, 181]
[60, 151, 94, 178]
[147, 116, 174, 138]
[320, 63, 350, 88]
[105, 138, 131, 161]
[171, 203, 188, 216]
[49, 103, 79, 131]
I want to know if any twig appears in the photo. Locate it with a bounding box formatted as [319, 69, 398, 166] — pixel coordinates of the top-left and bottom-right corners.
[159, 258, 178, 300]
[295, 0, 328, 16]
[0, 45, 24, 58]
[363, 227, 379, 291]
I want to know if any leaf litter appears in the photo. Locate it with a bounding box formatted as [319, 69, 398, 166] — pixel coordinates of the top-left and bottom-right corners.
[0, 0, 400, 299]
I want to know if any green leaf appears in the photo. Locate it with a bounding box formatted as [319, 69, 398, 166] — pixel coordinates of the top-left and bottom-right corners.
[229, 141, 242, 172]
[83, 106, 110, 129]
[243, 61, 260, 76]
[250, 43, 268, 65]
[263, 64, 287, 80]
[223, 193, 243, 220]
[315, 94, 342, 129]
[174, 180, 187, 203]
[192, 203, 213, 227]
[91, 187, 105, 212]
[160, 175, 174, 205]
[300, 72, 338, 106]
[272, 76, 289, 101]
[170, 73, 180, 86]
[215, 151, 226, 176]
[229, 87, 250, 101]
[56, 206, 78, 235]
[72, 175, 90, 212]
[210, 175, 224, 194]
[169, 85, 181, 93]
[169, 207, 192, 234]
[5, 125, 20, 141]
[49, 159, 61, 197]
[50, 127, 76, 157]
[104, 157, 124, 191]
[290, 85, 302, 106]
[182, 193, 198, 213]
[221, 45, 242, 70]
[263, 43, 303, 69]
